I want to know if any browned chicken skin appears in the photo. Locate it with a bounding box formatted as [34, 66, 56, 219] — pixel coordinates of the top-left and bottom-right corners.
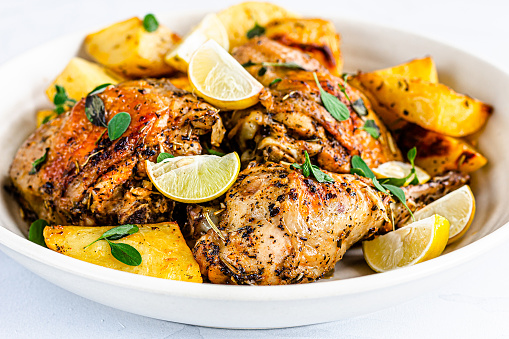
[227, 37, 401, 172]
[10, 79, 224, 226]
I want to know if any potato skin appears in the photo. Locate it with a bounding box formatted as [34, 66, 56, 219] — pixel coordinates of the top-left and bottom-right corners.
[350, 72, 492, 137]
[398, 124, 487, 176]
[85, 17, 180, 78]
[44, 223, 202, 283]
[265, 18, 343, 75]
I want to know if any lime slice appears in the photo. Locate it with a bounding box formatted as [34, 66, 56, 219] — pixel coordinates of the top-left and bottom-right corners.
[363, 214, 450, 273]
[146, 153, 240, 203]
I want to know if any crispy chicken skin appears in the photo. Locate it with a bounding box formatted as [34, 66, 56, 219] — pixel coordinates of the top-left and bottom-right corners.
[227, 37, 401, 172]
[9, 79, 224, 226]
[193, 163, 393, 285]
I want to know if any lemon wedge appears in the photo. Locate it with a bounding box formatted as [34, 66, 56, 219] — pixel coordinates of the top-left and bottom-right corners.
[411, 185, 475, 244]
[363, 214, 450, 273]
[165, 14, 229, 72]
[372, 161, 430, 185]
[188, 39, 264, 110]
[146, 152, 240, 203]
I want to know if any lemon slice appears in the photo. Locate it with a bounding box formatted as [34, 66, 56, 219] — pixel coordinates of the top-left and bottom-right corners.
[165, 14, 229, 72]
[372, 161, 430, 185]
[188, 39, 264, 110]
[411, 185, 475, 244]
[146, 152, 240, 203]
[363, 214, 450, 273]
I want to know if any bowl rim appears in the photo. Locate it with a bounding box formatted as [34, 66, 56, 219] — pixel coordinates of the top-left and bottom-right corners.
[0, 14, 507, 302]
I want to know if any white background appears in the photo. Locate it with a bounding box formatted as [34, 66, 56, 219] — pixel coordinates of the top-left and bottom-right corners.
[1, 0, 508, 338]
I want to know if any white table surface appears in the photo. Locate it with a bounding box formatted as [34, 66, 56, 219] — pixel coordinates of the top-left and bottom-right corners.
[1, 0, 508, 338]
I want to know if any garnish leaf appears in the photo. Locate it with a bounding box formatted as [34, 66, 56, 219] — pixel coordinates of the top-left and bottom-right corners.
[53, 85, 76, 115]
[352, 98, 368, 116]
[108, 112, 131, 141]
[313, 72, 350, 121]
[85, 95, 107, 127]
[383, 184, 413, 219]
[269, 78, 282, 87]
[143, 14, 159, 32]
[241, 61, 256, 67]
[246, 23, 265, 39]
[351, 155, 375, 178]
[258, 66, 267, 76]
[206, 148, 226, 156]
[28, 219, 48, 247]
[29, 148, 49, 175]
[88, 83, 112, 96]
[262, 62, 306, 70]
[157, 152, 175, 163]
[100, 224, 139, 241]
[108, 241, 142, 266]
[407, 147, 417, 167]
[292, 151, 334, 183]
[361, 119, 380, 139]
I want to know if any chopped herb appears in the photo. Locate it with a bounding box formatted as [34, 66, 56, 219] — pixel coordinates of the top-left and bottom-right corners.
[85, 224, 141, 266]
[28, 219, 48, 247]
[383, 184, 412, 218]
[41, 114, 55, 125]
[313, 72, 350, 122]
[242, 61, 256, 67]
[269, 78, 282, 87]
[53, 85, 76, 115]
[261, 62, 306, 70]
[29, 148, 49, 175]
[157, 152, 174, 163]
[206, 148, 226, 156]
[246, 23, 265, 39]
[108, 112, 131, 141]
[352, 98, 368, 116]
[143, 14, 159, 32]
[258, 66, 267, 76]
[292, 151, 334, 183]
[338, 74, 352, 102]
[361, 119, 380, 139]
[85, 95, 107, 127]
[87, 83, 112, 96]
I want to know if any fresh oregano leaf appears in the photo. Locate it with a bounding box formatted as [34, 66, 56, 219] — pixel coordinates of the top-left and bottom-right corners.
[313, 72, 350, 121]
[269, 78, 282, 87]
[85, 224, 139, 248]
[246, 23, 265, 39]
[350, 155, 375, 179]
[88, 83, 112, 96]
[242, 61, 256, 67]
[108, 112, 131, 141]
[292, 151, 334, 183]
[352, 98, 368, 116]
[107, 241, 142, 266]
[29, 148, 49, 175]
[53, 85, 76, 115]
[310, 164, 334, 183]
[143, 14, 159, 32]
[407, 147, 417, 166]
[258, 66, 267, 76]
[85, 95, 107, 127]
[28, 219, 48, 247]
[361, 119, 380, 139]
[383, 183, 414, 219]
[206, 148, 226, 156]
[157, 152, 175, 163]
[262, 62, 306, 70]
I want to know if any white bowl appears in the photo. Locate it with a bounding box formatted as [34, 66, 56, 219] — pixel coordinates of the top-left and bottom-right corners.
[0, 12, 508, 329]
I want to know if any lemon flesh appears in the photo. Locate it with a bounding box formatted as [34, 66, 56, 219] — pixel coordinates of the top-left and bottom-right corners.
[363, 214, 450, 273]
[165, 13, 229, 72]
[411, 185, 475, 244]
[146, 153, 240, 203]
[372, 161, 430, 186]
[188, 39, 263, 110]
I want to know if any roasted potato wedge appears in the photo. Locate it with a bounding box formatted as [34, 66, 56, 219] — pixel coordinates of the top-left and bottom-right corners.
[85, 17, 180, 78]
[373, 56, 438, 83]
[350, 72, 492, 137]
[398, 124, 487, 175]
[265, 18, 343, 75]
[45, 57, 123, 102]
[168, 75, 193, 92]
[36, 109, 57, 127]
[44, 222, 202, 283]
[217, 2, 297, 50]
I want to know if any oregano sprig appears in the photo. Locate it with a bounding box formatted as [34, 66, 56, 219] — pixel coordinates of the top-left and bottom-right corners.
[157, 152, 174, 163]
[143, 14, 159, 32]
[292, 151, 334, 183]
[29, 148, 49, 175]
[53, 85, 76, 114]
[28, 219, 48, 247]
[84, 92, 131, 141]
[360, 119, 380, 139]
[246, 23, 265, 39]
[312, 72, 350, 122]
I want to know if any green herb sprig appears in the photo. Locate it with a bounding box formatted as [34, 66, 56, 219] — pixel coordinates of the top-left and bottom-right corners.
[53, 85, 76, 114]
[360, 119, 380, 139]
[88, 83, 112, 96]
[312, 72, 350, 122]
[269, 78, 282, 87]
[339, 74, 368, 117]
[143, 14, 159, 32]
[108, 112, 131, 141]
[242, 61, 306, 71]
[206, 148, 226, 156]
[292, 151, 334, 183]
[29, 148, 49, 175]
[28, 219, 48, 247]
[84, 93, 131, 141]
[85, 224, 142, 266]
[246, 23, 265, 39]
[157, 152, 175, 163]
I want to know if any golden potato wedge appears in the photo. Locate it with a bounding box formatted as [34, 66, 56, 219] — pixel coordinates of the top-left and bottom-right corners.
[168, 75, 193, 92]
[352, 72, 492, 137]
[373, 57, 438, 83]
[398, 124, 487, 175]
[44, 223, 202, 283]
[85, 17, 180, 78]
[265, 18, 343, 75]
[45, 57, 123, 102]
[36, 109, 57, 127]
[217, 2, 298, 50]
